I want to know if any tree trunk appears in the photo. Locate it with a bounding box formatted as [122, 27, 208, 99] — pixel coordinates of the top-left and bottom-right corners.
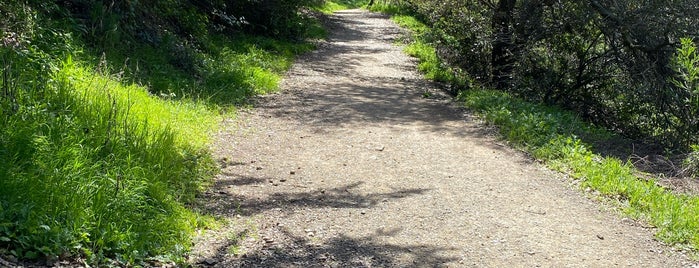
[491, 0, 517, 90]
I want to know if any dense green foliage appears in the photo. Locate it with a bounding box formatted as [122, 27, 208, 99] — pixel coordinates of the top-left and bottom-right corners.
[379, 2, 699, 251]
[1, 59, 219, 264]
[373, 0, 699, 152]
[1, 0, 319, 265]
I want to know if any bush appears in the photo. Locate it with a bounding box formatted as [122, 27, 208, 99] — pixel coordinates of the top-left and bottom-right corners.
[682, 145, 699, 178]
[0, 0, 319, 264]
[377, 0, 699, 150]
[669, 38, 699, 147]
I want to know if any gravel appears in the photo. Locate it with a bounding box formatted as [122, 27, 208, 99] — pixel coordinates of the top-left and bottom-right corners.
[191, 9, 695, 268]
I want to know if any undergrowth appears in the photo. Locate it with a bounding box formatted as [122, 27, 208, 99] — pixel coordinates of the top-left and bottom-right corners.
[102, 34, 314, 106]
[1, 57, 220, 264]
[0, 1, 316, 265]
[370, 4, 471, 91]
[376, 4, 699, 251]
[461, 89, 699, 249]
[313, 0, 370, 14]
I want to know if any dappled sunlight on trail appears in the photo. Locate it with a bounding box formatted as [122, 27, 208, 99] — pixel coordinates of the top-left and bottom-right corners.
[192, 9, 693, 267]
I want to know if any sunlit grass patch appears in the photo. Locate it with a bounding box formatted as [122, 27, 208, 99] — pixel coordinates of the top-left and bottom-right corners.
[0, 24, 315, 266]
[460, 89, 699, 250]
[59, 59, 218, 150]
[367, 2, 409, 15]
[0, 58, 220, 264]
[100, 34, 313, 107]
[314, 0, 369, 13]
[386, 12, 471, 89]
[314, 1, 349, 14]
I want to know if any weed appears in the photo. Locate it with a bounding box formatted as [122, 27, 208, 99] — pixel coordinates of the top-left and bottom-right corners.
[0, 56, 220, 264]
[226, 229, 250, 256]
[313, 0, 370, 13]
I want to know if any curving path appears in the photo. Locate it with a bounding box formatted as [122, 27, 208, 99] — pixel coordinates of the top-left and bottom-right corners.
[192, 9, 693, 267]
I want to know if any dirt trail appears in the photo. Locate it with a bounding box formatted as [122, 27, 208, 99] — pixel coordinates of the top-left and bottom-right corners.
[192, 9, 694, 267]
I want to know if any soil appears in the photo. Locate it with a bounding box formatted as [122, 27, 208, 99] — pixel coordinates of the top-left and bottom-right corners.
[191, 9, 697, 267]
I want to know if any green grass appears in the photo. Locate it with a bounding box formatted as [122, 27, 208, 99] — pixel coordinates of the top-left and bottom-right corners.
[314, 1, 350, 14]
[0, 6, 316, 265]
[313, 0, 369, 13]
[0, 57, 220, 263]
[373, 6, 471, 89]
[376, 4, 699, 251]
[460, 89, 699, 249]
[367, 2, 408, 15]
[98, 34, 314, 106]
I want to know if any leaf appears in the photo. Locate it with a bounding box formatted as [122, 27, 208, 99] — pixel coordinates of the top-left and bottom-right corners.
[0, 236, 10, 242]
[24, 250, 38, 259]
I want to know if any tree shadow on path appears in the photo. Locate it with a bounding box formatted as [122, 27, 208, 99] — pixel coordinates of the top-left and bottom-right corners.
[194, 9, 475, 267]
[199, 175, 429, 217]
[194, 174, 461, 267]
[209, 228, 459, 267]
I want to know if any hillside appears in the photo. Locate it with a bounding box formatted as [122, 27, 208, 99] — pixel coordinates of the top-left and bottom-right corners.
[0, 0, 332, 265]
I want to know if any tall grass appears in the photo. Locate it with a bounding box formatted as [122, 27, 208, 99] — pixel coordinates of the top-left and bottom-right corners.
[1, 57, 219, 263]
[99, 34, 314, 106]
[375, 4, 699, 250]
[0, 1, 319, 265]
[201, 35, 313, 103]
[0, 35, 313, 264]
[313, 0, 370, 13]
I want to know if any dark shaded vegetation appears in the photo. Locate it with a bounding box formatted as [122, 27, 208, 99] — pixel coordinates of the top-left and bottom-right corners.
[0, 0, 326, 265]
[371, 0, 699, 157]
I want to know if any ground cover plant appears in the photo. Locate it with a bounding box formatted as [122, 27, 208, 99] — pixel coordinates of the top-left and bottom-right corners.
[369, 2, 471, 94]
[0, 0, 320, 265]
[461, 89, 699, 249]
[311, 0, 371, 14]
[372, 1, 699, 251]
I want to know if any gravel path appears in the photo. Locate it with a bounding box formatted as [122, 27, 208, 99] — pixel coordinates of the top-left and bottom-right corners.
[192, 9, 694, 267]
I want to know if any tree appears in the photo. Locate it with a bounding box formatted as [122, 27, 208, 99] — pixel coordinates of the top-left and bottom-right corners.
[491, 0, 517, 90]
[402, 0, 699, 147]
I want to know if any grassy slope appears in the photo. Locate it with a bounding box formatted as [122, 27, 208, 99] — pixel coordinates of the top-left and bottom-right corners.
[313, 0, 370, 14]
[370, 4, 699, 251]
[0, 2, 318, 266]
